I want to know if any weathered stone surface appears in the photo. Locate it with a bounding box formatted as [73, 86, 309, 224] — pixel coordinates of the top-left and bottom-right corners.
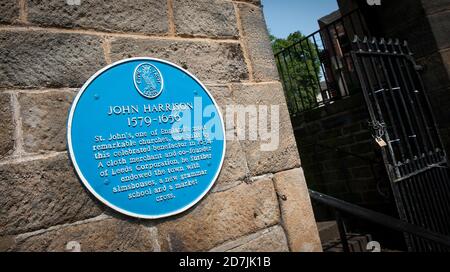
[273, 168, 322, 252]
[210, 225, 289, 252]
[235, 0, 261, 6]
[231, 82, 301, 176]
[0, 93, 14, 158]
[428, 10, 450, 51]
[110, 37, 248, 83]
[206, 85, 234, 124]
[237, 4, 279, 81]
[27, 0, 168, 34]
[174, 0, 238, 38]
[419, 51, 450, 93]
[0, 235, 14, 251]
[0, 0, 19, 23]
[19, 90, 75, 152]
[0, 153, 103, 235]
[214, 140, 249, 192]
[0, 31, 106, 88]
[421, 0, 450, 15]
[156, 178, 280, 251]
[10, 216, 160, 252]
[206, 85, 249, 191]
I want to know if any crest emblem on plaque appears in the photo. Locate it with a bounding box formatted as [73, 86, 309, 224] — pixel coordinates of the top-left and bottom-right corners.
[133, 63, 164, 99]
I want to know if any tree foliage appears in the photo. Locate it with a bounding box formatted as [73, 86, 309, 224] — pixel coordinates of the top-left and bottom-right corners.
[271, 31, 322, 114]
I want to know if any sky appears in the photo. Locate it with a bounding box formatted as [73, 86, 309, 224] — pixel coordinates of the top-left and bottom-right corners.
[262, 0, 339, 39]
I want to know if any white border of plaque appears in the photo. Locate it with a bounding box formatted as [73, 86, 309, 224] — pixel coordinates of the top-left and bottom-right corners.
[67, 57, 226, 219]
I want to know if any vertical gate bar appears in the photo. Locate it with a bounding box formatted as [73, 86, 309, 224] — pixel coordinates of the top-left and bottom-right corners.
[354, 48, 416, 250]
[404, 177, 432, 251]
[428, 169, 450, 239]
[294, 42, 320, 108]
[319, 30, 341, 100]
[335, 210, 350, 252]
[325, 24, 350, 97]
[372, 43, 438, 249]
[391, 46, 448, 249]
[301, 38, 325, 106]
[354, 52, 399, 167]
[392, 45, 432, 155]
[351, 38, 450, 252]
[281, 51, 302, 113]
[380, 46, 422, 159]
[395, 182, 417, 251]
[366, 43, 413, 165]
[436, 167, 450, 211]
[435, 167, 450, 232]
[420, 171, 447, 251]
[312, 35, 334, 103]
[419, 171, 447, 251]
[286, 47, 311, 109]
[428, 168, 450, 237]
[278, 55, 299, 114]
[338, 18, 359, 90]
[418, 172, 447, 251]
[276, 55, 295, 112]
[353, 50, 415, 252]
[379, 47, 428, 191]
[438, 168, 450, 229]
[308, 35, 331, 104]
[397, 181, 422, 251]
[332, 22, 352, 96]
[394, 48, 450, 246]
[285, 47, 307, 110]
[400, 56, 443, 165]
[413, 176, 435, 252]
[405, 43, 447, 159]
[363, 49, 410, 168]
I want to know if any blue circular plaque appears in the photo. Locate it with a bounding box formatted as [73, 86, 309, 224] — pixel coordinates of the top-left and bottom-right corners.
[67, 58, 226, 219]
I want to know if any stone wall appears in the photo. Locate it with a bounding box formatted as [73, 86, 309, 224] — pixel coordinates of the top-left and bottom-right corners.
[291, 94, 394, 217]
[0, 0, 321, 252]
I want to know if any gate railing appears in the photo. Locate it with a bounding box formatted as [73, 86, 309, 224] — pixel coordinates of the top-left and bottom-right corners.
[351, 36, 450, 252]
[274, 9, 368, 116]
[351, 36, 447, 180]
[310, 190, 450, 252]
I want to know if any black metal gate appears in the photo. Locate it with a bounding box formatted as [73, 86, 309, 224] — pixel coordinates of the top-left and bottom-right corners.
[351, 36, 450, 252]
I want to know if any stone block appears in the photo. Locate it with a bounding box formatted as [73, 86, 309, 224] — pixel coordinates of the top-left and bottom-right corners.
[0, 93, 14, 158]
[27, 0, 168, 34]
[0, 0, 19, 23]
[110, 37, 248, 83]
[421, 0, 450, 15]
[10, 216, 160, 252]
[156, 178, 280, 251]
[210, 225, 289, 252]
[231, 82, 300, 176]
[19, 90, 75, 152]
[0, 153, 103, 235]
[174, 0, 238, 38]
[428, 10, 450, 51]
[206, 85, 234, 126]
[235, 0, 261, 6]
[204, 85, 250, 191]
[237, 4, 279, 81]
[0, 31, 106, 88]
[273, 168, 322, 252]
